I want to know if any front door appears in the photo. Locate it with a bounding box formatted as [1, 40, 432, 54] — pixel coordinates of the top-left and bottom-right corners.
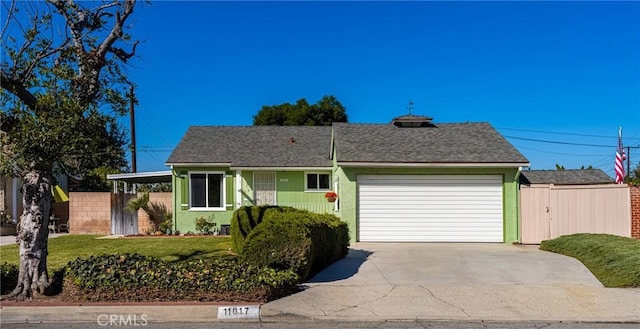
[254, 172, 276, 206]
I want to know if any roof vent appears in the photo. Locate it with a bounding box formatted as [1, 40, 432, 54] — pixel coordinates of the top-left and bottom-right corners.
[391, 101, 434, 127]
[391, 114, 434, 127]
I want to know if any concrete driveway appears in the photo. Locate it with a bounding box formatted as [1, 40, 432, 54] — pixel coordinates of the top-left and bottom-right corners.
[309, 243, 603, 286]
[262, 243, 640, 322]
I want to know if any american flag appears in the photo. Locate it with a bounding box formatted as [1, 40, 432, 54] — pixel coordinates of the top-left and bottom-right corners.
[615, 127, 626, 184]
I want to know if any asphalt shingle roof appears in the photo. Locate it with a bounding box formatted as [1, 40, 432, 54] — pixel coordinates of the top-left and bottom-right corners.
[520, 169, 613, 185]
[332, 122, 529, 164]
[166, 126, 333, 167]
[167, 122, 530, 167]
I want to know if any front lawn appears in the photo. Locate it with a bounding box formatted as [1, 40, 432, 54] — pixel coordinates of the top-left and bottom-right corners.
[0, 235, 301, 302]
[540, 233, 640, 288]
[0, 234, 234, 271]
[1, 206, 347, 303]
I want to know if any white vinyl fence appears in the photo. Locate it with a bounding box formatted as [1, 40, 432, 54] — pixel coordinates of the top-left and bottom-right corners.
[520, 184, 631, 244]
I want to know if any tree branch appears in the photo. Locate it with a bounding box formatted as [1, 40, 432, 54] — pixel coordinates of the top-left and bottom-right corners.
[94, 2, 119, 12]
[47, 0, 86, 74]
[0, 71, 37, 110]
[108, 41, 138, 62]
[97, 0, 135, 59]
[0, 0, 16, 39]
[22, 38, 71, 82]
[13, 9, 41, 71]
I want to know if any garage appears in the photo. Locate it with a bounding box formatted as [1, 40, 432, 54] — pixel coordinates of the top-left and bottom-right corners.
[358, 175, 504, 242]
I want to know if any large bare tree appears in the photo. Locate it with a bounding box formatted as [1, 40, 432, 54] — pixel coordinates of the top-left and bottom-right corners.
[1, 0, 138, 300]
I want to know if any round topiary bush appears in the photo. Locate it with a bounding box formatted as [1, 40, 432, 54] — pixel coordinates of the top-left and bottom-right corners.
[230, 206, 308, 253]
[240, 210, 349, 281]
[240, 212, 314, 279]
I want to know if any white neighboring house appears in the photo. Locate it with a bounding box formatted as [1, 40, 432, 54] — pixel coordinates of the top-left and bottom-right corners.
[1, 175, 22, 224]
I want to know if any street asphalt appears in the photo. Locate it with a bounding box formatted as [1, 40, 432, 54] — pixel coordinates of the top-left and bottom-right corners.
[1, 243, 639, 324]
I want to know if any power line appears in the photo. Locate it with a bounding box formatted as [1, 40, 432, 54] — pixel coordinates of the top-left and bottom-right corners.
[591, 155, 614, 168]
[142, 149, 163, 164]
[497, 127, 640, 141]
[137, 148, 173, 152]
[503, 135, 614, 148]
[138, 105, 172, 147]
[513, 144, 609, 157]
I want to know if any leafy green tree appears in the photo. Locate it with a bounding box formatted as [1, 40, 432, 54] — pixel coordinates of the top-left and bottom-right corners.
[0, 0, 138, 300]
[253, 95, 348, 126]
[136, 183, 172, 193]
[625, 161, 640, 186]
[555, 164, 593, 170]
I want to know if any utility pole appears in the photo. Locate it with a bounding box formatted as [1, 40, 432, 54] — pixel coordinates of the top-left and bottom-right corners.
[627, 146, 631, 178]
[626, 145, 640, 180]
[129, 85, 137, 173]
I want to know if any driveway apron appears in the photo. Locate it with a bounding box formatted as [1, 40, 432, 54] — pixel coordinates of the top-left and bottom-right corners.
[261, 243, 640, 322]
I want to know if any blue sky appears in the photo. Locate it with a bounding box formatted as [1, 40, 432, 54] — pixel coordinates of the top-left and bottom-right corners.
[121, 1, 640, 176]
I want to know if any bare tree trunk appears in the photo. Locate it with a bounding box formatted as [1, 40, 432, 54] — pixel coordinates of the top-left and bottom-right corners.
[5, 170, 53, 301]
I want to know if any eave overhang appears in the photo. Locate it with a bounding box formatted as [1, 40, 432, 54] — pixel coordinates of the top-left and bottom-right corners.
[336, 161, 530, 168]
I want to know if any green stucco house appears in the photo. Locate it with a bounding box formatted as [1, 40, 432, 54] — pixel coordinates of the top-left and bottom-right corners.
[166, 115, 529, 243]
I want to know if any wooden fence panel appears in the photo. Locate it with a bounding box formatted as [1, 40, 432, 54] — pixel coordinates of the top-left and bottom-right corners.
[111, 193, 138, 235]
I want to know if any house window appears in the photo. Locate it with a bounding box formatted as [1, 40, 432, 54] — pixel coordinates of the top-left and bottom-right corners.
[189, 172, 224, 210]
[305, 172, 331, 191]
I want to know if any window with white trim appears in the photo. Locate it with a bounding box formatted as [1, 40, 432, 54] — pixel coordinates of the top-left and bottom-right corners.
[305, 172, 331, 191]
[189, 172, 225, 210]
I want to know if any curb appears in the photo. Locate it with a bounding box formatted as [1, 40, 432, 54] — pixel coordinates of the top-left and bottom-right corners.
[0, 304, 263, 324]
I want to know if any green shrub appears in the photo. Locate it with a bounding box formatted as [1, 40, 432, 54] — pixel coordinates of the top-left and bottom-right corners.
[240, 213, 313, 278]
[195, 215, 217, 234]
[1, 262, 18, 294]
[64, 253, 298, 302]
[230, 206, 307, 253]
[240, 211, 349, 281]
[127, 192, 172, 232]
[66, 253, 160, 290]
[126, 192, 149, 213]
[305, 213, 350, 275]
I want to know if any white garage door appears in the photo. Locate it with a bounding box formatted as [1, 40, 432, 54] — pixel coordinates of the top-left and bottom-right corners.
[358, 175, 503, 242]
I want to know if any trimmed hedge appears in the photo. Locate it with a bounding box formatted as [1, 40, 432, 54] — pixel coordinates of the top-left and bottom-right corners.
[240, 211, 349, 281]
[241, 213, 312, 277]
[230, 206, 307, 253]
[64, 253, 299, 302]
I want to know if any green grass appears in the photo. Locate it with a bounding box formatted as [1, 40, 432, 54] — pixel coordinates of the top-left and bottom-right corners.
[0, 235, 234, 271]
[540, 233, 640, 288]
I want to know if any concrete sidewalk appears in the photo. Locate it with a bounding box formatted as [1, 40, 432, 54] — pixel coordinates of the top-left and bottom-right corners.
[1, 244, 639, 323]
[0, 233, 67, 246]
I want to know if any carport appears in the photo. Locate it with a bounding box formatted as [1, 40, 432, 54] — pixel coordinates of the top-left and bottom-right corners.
[106, 170, 172, 235]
